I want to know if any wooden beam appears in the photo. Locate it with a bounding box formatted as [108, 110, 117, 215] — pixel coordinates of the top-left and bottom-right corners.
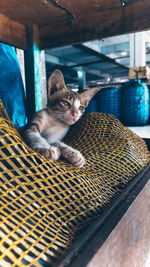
[75, 44, 128, 69]
[0, 13, 27, 49]
[77, 70, 86, 91]
[39, 0, 150, 49]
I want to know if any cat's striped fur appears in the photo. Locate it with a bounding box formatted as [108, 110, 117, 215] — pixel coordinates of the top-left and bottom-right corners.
[22, 69, 99, 168]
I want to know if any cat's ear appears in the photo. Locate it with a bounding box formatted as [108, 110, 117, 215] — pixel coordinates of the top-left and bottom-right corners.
[80, 87, 100, 107]
[47, 69, 67, 97]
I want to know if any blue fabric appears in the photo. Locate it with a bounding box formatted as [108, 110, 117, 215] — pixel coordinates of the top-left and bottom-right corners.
[0, 43, 27, 128]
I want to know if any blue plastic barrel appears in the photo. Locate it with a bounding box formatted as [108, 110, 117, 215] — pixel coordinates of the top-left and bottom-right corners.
[97, 87, 121, 120]
[85, 97, 98, 113]
[122, 79, 149, 126]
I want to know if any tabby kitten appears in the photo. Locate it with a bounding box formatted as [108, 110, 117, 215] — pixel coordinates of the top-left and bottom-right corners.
[22, 69, 99, 168]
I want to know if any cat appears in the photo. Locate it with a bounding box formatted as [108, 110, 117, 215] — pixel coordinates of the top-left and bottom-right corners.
[22, 69, 99, 168]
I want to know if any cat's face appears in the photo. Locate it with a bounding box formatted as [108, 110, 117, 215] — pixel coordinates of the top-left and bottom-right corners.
[48, 90, 86, 125]
[47, 69, 99, 125]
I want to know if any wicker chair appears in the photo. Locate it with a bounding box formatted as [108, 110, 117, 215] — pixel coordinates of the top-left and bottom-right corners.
[0, 100, 149, 267]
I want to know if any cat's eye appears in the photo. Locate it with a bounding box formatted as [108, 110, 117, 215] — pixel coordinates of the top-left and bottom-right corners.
[62, 100, 70, 107]
[79, 106, 85, 111]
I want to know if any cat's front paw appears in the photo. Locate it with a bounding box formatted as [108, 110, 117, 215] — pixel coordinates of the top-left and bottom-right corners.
[62, 148, 85, 168]
[35, 146, 60, 160]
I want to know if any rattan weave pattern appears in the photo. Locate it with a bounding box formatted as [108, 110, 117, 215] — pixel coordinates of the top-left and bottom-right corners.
[0, 100, 149, 266]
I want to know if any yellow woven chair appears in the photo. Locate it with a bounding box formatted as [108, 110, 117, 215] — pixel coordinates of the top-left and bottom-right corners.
[0, 100, 149, 266]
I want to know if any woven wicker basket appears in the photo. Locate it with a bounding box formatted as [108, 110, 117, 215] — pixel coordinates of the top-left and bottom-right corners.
[0, 100, 149, 266]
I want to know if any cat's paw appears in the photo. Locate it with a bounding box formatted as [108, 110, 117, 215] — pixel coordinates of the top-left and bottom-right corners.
[62, 147, 85, 168]
[35, 146, 60, 160]
[48, 146, 61, 160]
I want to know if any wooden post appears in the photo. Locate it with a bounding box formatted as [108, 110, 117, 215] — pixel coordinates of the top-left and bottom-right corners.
[41, 51, 47, 109]
[24, 25, 43, 120]
[130, 32, 146, 67]
[129, 32, 149, 80]
[16, 48, 26, 90]
[77, 70, 86, 91]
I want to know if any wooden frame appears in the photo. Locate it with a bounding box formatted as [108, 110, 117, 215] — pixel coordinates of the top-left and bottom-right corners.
[1, 0, 150, 118]
[0, 2, 150, 265]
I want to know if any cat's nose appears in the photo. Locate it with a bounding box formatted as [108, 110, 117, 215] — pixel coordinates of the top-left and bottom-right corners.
[72, 111, 78, 118]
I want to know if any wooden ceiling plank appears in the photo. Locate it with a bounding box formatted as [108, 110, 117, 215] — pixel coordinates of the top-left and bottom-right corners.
[55, 0, 120, 17]
[0, 0, 66, 26]
[0, 0, 120, 26]
[39, 0, 150, 49]
[0, 13, 27, 49]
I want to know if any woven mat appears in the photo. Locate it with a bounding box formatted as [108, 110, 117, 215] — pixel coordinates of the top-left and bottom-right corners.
[0, 100, 149, 266]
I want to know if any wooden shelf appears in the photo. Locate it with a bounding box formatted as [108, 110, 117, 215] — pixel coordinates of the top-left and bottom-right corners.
[0, 0, 150, 50]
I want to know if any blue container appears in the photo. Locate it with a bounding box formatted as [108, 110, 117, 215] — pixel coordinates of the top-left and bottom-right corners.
[122, 79, 149, 126]
[97, 87, 121, 120]
[85, 98, 98, 113]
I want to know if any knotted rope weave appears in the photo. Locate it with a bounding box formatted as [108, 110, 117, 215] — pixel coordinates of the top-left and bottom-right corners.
[0, 100, 149, 266]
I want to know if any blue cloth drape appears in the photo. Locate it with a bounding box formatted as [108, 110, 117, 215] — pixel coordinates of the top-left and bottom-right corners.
[0, 43, 27, 128]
